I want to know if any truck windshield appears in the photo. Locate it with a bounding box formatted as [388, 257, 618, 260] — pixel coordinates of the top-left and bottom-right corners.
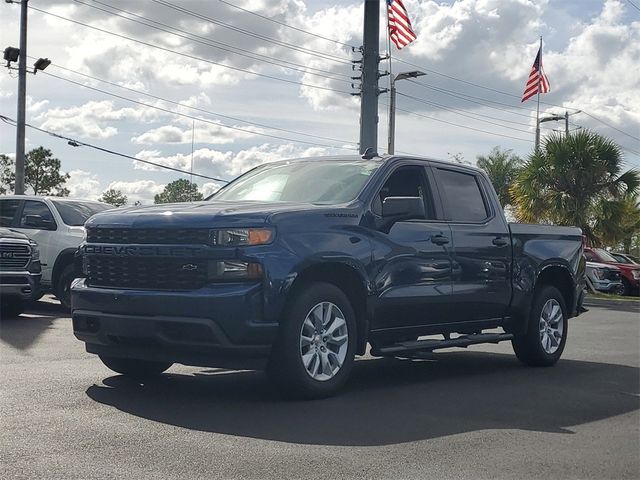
[213, 160, 381, 205]
[595, 248, 619, 263]
[51, 200, 112, 226]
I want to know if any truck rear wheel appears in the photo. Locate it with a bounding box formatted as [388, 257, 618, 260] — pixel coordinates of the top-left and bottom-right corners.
[99, 356, 172, 378]
[267, 282, 357, 399]
[512, 285, 568, 367]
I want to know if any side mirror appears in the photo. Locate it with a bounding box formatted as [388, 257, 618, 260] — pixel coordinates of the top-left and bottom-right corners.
[24, 214, 55, 230]
[382, 196, 425, 221]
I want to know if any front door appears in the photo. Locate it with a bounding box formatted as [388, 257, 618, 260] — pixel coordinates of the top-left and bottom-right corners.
[370, 164, 453, 332]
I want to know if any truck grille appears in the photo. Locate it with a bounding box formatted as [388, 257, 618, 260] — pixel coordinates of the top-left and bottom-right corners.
[85, 257, 207, 290]
[0, 243, 30, 271]
[604, 269, 621, 281]
[87, 227, 210, 245]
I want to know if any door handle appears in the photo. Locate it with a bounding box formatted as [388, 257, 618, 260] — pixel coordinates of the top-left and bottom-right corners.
[492, 237, 508, 247]
[431, 234, 450, 246]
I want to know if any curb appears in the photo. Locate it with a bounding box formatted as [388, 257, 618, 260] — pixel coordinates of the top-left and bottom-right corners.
[583, 296, 640, 312]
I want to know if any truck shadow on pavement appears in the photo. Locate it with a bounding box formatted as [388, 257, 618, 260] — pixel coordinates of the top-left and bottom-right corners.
[86, 352, 640, 446]
[0, 300, 66, 350]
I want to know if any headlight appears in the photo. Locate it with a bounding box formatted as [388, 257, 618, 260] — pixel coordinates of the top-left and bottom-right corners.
[632, 270, 640, 280]
[208, 260, 263, 281]
[209, 228, 274, 247]
[82, 228, 87, 242]
[592, 269, 605, 280]
[29, 240, 40, 262]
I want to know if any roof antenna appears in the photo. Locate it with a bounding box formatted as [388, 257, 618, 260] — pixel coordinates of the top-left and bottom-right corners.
[361, 147, 378, 159]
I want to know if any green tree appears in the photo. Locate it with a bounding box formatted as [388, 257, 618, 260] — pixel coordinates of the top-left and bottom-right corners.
[0, 147, 70, 196]
[476, 147, 522, 206]
[594, 195, 640, 252]
[99, 188, 128, 207]
[511, 131, 640, 244]
[154, 179, 203, 204]
[0, 154, 12, 194]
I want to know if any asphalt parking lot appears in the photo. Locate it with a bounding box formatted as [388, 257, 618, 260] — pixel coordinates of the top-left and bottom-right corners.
[1, 298, 638, 480]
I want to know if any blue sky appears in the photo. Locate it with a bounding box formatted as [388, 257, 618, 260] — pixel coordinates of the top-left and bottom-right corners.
[1, 0, 638, 203]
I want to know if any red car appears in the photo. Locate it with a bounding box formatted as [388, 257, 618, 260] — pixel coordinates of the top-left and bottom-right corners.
[584, 247, 640, 296]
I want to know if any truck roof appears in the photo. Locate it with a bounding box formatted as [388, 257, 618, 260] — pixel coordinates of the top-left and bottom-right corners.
[270, 154, 484, 176]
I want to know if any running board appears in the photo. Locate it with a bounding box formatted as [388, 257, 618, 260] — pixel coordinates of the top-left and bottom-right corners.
[374, 333, 514, 356]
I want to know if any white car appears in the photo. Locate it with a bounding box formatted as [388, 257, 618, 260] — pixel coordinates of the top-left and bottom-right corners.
[0, 195, 112, 307]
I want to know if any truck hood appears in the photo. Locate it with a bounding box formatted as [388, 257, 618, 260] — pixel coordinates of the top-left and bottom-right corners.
[586, 261, 619, 270]
[85, 200, 318, 228]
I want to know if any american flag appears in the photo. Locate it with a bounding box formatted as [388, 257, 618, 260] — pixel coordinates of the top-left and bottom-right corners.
[387, 0, 417, 50]
[521, 47, 550, 102]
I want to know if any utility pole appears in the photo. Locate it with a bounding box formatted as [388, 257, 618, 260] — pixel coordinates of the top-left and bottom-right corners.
[14, 0, 28, 195]
[388, 71, 425, 154]
[540, 110, 581, 138]
[358, 0, 379, 155]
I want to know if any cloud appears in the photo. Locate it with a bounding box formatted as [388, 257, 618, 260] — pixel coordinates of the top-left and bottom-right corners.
[106, 179, 165, 205]
[132, 143, 329, 180]
[35, 100, 166, 139]
[66, 169, 102, 199]
[131, 120, 262, 145]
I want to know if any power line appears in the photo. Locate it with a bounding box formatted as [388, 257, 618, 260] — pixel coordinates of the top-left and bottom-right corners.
[40, 71, 359, 151]
[625, 0, 640, 13]
[216, 0, 357, 49]
[0, 114, 229, 182]
[407, 79, 535, 117]
[29, 6, 353, 95]
[396, 58, 640, 142]
[150, 0, 352, 65]
[34, 60, 356, 146]
[397, 91, 534, 131]
[581, 111, 640, 142]
[385, 102, 534, 143]
[73, 0, 353, 84]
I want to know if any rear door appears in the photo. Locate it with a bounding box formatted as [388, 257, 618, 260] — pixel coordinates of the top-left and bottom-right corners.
[370, 162, 454, 331]
[432, 166, 512, 323]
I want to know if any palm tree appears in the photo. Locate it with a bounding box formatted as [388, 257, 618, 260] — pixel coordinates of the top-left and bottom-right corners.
[511, 130, 640, 244]
[476, 147, 522, 206]
[594, 195, 640, 252]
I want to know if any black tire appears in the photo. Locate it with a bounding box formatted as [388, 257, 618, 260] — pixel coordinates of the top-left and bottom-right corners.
[1, 296, 25, 318]
[267, 282, 357, 399]
[99, 355, 172, 378]
[621, 279, 632, 297]
[512, 285, 568, 367]
[55, 264, 75, 310]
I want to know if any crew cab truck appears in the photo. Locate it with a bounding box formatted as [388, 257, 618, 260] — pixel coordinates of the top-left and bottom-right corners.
[72, 155, 585, 398]
[0, 196, 111, 308]
[0, 227, 41, 317]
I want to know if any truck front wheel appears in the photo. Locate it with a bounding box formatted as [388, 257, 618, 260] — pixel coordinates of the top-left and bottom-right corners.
[99, 356, 172, 378]
[267, 282, 357, 399]
[512, 285, 568, 367]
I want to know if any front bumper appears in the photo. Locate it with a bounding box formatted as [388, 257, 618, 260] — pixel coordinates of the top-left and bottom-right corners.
[71, 279, 279, 369]
[0, 272, 41, 299]
[590, 279, 623, 293]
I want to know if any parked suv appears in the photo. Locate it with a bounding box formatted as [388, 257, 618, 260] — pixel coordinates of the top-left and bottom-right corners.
[584, 247, 640, 296]
[0, 196, 111, 308]
[0, 228, 41, 316]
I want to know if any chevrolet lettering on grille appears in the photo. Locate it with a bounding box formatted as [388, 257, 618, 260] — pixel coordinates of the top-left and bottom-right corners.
[83, 245, 204, 257]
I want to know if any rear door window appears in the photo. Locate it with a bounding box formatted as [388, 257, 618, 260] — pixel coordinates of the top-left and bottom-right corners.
[435, 169, 489, 222]
[0, 199, 20, 227]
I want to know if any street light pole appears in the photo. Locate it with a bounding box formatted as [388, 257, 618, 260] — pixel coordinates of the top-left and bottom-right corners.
[387, 70, 425, 154]
[14, 0, 28, 195]
[539, 110, 581, 138]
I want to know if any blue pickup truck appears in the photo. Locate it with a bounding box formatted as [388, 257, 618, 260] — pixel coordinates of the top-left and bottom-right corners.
[72, 154, 585, 398]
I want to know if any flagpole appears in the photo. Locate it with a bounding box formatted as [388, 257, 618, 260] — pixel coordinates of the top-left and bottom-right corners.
[535, 36, 542, 151]
[386, 4, 393, 154]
